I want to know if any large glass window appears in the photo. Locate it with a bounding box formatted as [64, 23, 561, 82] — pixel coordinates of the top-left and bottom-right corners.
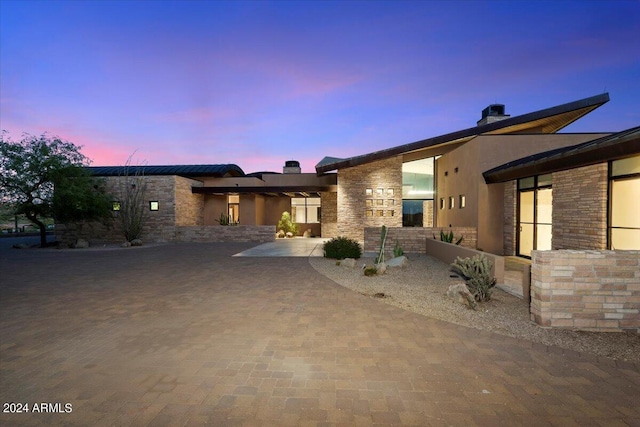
[292, 197, 321, 223]
[402, 157, 434, 227]
[609, 156, 640, 250]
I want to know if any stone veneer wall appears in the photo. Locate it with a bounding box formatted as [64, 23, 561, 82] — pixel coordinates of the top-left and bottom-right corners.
[338, 156, 403, 242]
[175, 225, 275, 243]
[175, 176, 204, 226]
[56, 175, 179, 244]
[531, 250, 640, 332]
[364, 226, 477, 255]
[552, 163, 608, 250]
[503, 180, 517, 256]
[321, 191, 338, 238]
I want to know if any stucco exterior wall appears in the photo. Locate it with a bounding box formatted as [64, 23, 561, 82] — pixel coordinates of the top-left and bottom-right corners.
[338, 156, 403, 242]
[531, 250, 640, 332]
[552, 163, 608, 250]
[438, 133, 608, 255]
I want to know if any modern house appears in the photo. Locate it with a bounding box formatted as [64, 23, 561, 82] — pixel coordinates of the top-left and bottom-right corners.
[57, 92, 639, 331]
[60, 92, 639, 256]
[316, 92, 638, 255]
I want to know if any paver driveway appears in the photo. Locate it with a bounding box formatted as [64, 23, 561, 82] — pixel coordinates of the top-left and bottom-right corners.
[1, 242, 638, 426]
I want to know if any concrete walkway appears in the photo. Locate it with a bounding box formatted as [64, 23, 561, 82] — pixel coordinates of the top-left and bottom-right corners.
[234, 238, 329, 257]
[1, 242, 638, 426]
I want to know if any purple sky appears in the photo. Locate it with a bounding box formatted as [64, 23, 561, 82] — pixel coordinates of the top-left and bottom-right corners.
[2, 1, 639, 173]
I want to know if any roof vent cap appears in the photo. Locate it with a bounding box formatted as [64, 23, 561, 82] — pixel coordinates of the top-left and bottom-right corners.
[283, 160, 301, 174]
[477, 104, 510, 126]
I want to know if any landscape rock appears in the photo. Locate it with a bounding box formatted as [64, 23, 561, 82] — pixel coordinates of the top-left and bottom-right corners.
[285, 232, 293, 238]
[386, 256, 408, 268]
[130, 239, 143, 246]
[121, 241, 132, 248]
[276, 230, 285, 238]
[303, 229, 312, 238]
[447, 283, 474, 306]
[376, 262, 387, 275]
[75, 239, 89, 249]
[340, 258, 357, 268]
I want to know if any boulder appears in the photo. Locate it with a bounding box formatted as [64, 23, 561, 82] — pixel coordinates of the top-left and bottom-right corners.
[376, 262, 387, 275]
[303, 229, 312, 238]
[286, 232, 293, 238]
[121, 241, 132, 248]
[75, 239, 89, 249]
[276, 230, 285, 238]
[447, 283, 474, 307]
[130, 239, 143, 246]
[341, 258, 357, 268]
[386, 256, 408, 268]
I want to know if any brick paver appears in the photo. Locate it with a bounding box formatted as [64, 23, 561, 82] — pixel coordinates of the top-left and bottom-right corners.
[1, 242, 638, 426]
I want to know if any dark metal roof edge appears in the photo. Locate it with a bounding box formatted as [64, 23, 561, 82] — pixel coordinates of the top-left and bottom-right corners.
[315, 93, 610, 174]
[87, 164, 246, 177]
[483, 126, 640, 183]
[193, 185, 338, 194]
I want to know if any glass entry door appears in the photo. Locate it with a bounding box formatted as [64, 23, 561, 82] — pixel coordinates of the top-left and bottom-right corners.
[518, 190, 535, 257]
[518, 175, 553, 258]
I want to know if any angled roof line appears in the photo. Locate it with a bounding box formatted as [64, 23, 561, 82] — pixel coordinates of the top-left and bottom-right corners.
[87, 164, 246, 178]
[315, 93, 610, 174]
[482, 126, 640, 183]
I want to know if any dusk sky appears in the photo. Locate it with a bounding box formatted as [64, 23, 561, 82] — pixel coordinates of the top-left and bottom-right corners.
[1, 0, 639, 173]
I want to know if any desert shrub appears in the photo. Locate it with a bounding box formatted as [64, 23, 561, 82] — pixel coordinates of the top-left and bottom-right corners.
[363, 266, 377, 276]
[323, 236, 362, 260]
[393, 240, 404, 258]
[436, 230, 464, 245]
[277, 211, 298, 236]
[450, 254, 496, 302]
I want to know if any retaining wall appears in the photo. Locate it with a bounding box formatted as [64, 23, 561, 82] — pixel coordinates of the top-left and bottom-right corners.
[364, 226, 477, 255]
[531, 250, 640, 332]
[175, 225, 275, 243]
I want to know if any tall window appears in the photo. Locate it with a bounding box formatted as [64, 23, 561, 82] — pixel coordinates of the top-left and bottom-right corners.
[609, 156, 640, 249]
[228, 195, 239, 223]
[292, 198, 321, 223]
[402, 157, 434, 227]
[518, 174, 552, 257]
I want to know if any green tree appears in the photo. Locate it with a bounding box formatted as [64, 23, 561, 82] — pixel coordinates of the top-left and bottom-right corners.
[0, 132, 113, 247]
[277, 211, 298, 236]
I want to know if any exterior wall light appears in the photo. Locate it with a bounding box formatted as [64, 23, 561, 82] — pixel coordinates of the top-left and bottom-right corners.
[149, 201, 159, 211]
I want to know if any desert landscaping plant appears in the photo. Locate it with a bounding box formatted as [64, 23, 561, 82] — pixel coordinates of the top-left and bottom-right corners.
[216, 212, 238, 226]
[450, 254, 496, 302]
[393, 240, 404, 258]
[323, 236, 362, 260]
[436, 230, 464, 245]
[117, 155, 148, 242]
[277, 211, 298, 237]
[375, 225, 388, 264]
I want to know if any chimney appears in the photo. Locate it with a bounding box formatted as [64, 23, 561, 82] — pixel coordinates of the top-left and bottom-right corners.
[283, 160, 301, 174]
[477, 104, 510, 126]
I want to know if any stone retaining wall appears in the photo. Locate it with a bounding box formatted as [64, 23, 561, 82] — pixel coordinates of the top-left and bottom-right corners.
[364, 227, 477, 255]
[531, 250, 640, 332]
[175, 225, 275, 243]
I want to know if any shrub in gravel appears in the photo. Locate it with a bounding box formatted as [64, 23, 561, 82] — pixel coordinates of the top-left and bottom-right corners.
[450, 255, 496, 302]
[323, 236, 362, 260]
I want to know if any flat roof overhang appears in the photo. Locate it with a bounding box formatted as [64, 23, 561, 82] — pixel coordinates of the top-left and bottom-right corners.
[192, 185, 337, 197]
[483, 126, 640, 183]
[316, 93, 610, 174]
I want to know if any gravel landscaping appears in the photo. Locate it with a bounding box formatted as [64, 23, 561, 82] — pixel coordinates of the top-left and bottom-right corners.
[309, 253, 640, 364]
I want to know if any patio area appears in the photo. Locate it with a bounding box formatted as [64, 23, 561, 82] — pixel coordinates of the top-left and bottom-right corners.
[0, 242, 638, 426]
